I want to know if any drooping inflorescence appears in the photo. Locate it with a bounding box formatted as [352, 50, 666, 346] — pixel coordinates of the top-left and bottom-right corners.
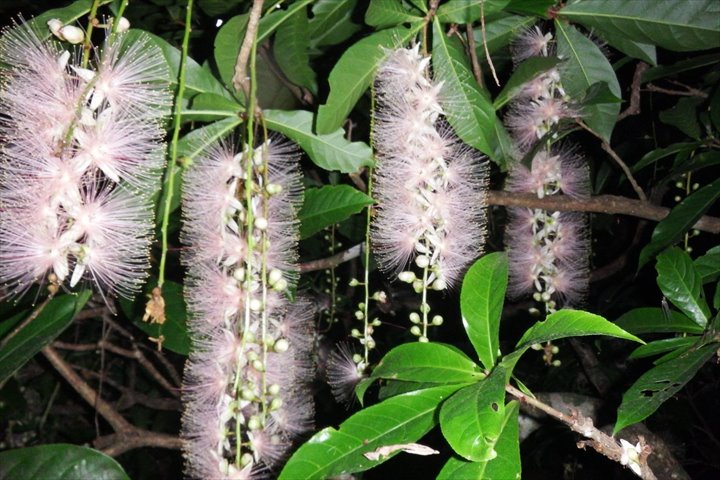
[503, 26, 590, 313]
[0, 20, 170, 300]
[371, 44, 488, 342]
[180, 138, 314, 479]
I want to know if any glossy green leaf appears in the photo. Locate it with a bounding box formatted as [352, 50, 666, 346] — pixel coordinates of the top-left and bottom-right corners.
[555, 21, 621, 142]
[659, 97, 703, 139]
[439, 366, 506, 462]
[601, 36, 656, 65]
[376, 380, 444, 402]
[642, 52, 720, 84]
[629, 336, 699, 360]
[279, 385, 461, 479]
[437, 401, 521, 480]
[505, 0, 555, 17]
[370, 342, 485, 385]
[264, 109, 373, 173]
[177, 117, 243, 161]
[437, 0, 510, 23]
[615, 307, 704, 335]
[308, 0, 361, 48]
[183, 92, 243, 122]
[517, 309, 643, 349]
[489, 117, 514, 170]
[316, 24, 422, 134]
[197, 0, 242, 17]
[274, 5, 317, 94]
[0, 292, 91, 384]
[473, 15, 536, 57]
[365, 0, 422, 28]
[670, 151, 720, 177]
[460, 252, 508, 369]
[0, 444, 128, 480]
[560, 0, 720, 52]
[493, 56, 561, 109]
[131, 281, 190, 356]
[133, 30, 231, 101]
[614, 344, 716, 434]
[433, 18, 496, 157]
[299, 185, 373, 239]
[655, 247, 711, 328]
[632, 142, 702, 173]
[638, 182, 720, 269]
[694, 246, 720, 284]
[581, 81, 623, 106]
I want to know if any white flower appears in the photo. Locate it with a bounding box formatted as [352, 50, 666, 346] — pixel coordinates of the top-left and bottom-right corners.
[619, 438, 642, 477]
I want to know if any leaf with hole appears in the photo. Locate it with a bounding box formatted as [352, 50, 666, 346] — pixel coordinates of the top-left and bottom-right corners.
[615, 344, 716, 434]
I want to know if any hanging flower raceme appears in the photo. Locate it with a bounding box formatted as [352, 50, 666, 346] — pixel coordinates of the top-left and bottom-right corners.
[181, 138, 314, 479]
[0, 20, 169, 300]
[371, 45, 488, 341]
[504, 149, 590, 312]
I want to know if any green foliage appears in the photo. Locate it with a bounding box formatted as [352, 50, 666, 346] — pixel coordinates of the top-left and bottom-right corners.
[436, 0, 510, 23]
[0, 444, 129, 480]
[299, 185, 374, 239]
[615, 307, 704, 335]
[0, 292, 91, 385]
[655, 247, 711, 328]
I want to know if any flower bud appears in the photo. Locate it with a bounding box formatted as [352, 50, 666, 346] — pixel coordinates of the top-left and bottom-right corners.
[116, 17, 131, 33]
[47, 19, 63, 38]
[59, 25, 85, 44]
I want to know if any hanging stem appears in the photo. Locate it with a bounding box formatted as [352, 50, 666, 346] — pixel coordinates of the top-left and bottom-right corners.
[158, 0, 193, 289]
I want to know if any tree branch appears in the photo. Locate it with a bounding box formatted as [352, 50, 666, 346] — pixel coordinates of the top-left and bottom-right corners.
[617, 62, 648, 121]
[232, 0, 265, 96]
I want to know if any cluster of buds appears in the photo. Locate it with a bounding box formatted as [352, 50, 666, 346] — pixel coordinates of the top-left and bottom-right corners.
[371, 45, 487, 341]
[505, 27, 578, 153]
[0, 20, 169, 300]
[181, 139, 314, 478]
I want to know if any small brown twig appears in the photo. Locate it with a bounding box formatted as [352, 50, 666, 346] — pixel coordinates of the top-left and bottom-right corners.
[232, 0, 265, 96]
[466, 23, 483, 87]
[617, 62, 648, 121]
[480, 0, 500, 87]
[300, 243, 365, 272]
[645, 81, 708, 98]
[506, 383, 657, 479]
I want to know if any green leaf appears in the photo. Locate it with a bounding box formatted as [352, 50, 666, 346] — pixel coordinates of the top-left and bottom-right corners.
[560, 0, 720, 52]
[198, 0, 242, 17]
[642, 52, 720, 84]
[0, 444, 128, 480]
[493, 56, 562, 109]
[132, 30, 231, 101]
[370, 343, 485, 385]
[433, 18, 496, 157]
[460, 253, 508, 370]
[316, 23, 422, 134]
[554, 21, 621, 142]
[629, 336, 699, 360]
[473, 15, 536, 57]
[264, 109, 374, 173]
[274, 5, 317, 94]
[517, 309, 643, 348]
[437, 401, 521, 480]
[489, 117, 514, 170]
[27, 0, 113, 41]
[183, 92, 243, 122]
[279, 385, 461, 479]
[0, 292, 91, 385]
[299, 185, 373, 239]
[694, 246, 720, 284]
[615, 307, 704, 335]
[365, 0, 422, 28]
[670, 151, 720, 177]
[437, 0, 510, 23]
[614, 344, 716, 434]
[132, 281, 190, 356]
[660, 97, 704, 139]
[439, 366, 507, 462]
[505, 0, 555, 17]
[632, 142, 702, 173]
[177, 117, 243, 161]
[602, 36, 656, 65]
[638, 181, 720, 268]
[581, 81, 623, 106]
[655, 247, 711, 328]
[308, 0, 361, 48]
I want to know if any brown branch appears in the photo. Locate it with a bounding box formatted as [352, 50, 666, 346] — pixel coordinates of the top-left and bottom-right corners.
[506, 384, 657, 479]
[232, 0, 265, 95]
[300, 243, 365, 272]
[488, 191, 720, 233]
[480, 0, 499, 87]
[576, 120, 648, 201]
[617, 62, 648, 121]
[466, 23, 483, 87]
[94, 430, 183, 457]
[645, 82, 708, 98]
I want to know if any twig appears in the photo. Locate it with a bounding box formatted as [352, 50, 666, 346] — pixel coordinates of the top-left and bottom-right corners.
[617, 62, 648, 121]
[488, 191, 720, 233]
[466, 23, 483, 87]
[300, 243, 364, 272]
[0, 277, 59, 351]
[94, 430, 183, 457]
[576, 120, 648, 201]
[480, 0, 500, 86]
[645, 82, 708, 98]
[232, 0, 265, 96]
[506, 384, 657, 479]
